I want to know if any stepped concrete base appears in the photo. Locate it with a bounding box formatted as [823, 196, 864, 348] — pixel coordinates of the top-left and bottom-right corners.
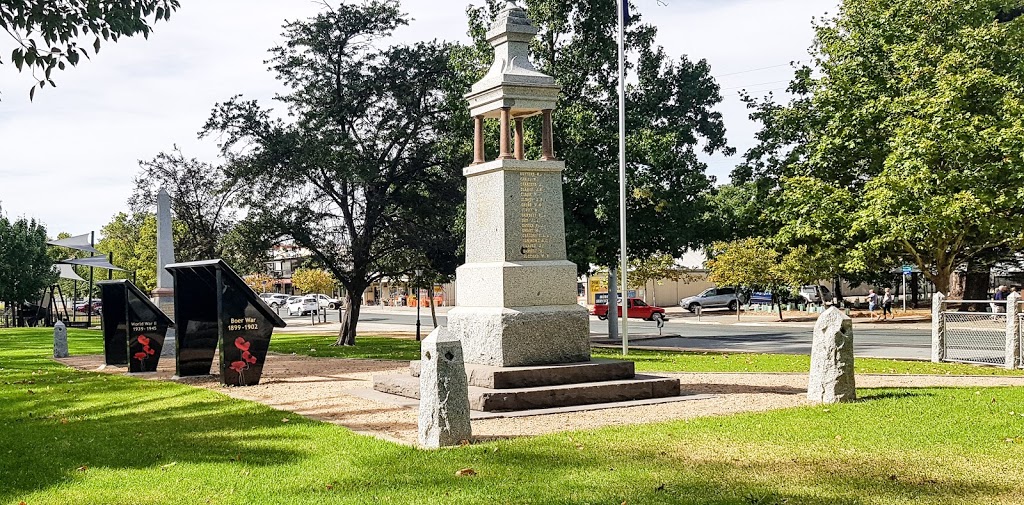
[409, 358, 635, 389]
[373, 373, 679, 412]
[373, 358, 680, 412]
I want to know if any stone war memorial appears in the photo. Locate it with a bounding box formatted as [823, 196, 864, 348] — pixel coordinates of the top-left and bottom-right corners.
[96, 279, 174, 373]
[164, 259, 286, 386]
[375, 1, 680, 413]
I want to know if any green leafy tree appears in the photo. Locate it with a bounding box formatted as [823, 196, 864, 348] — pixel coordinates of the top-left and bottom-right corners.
[291, 269, 337, 297]
[741, 0, 1024, 295]
[705, 238, 788, 320]
[628, 253, 689, 306]
[467, 0, 733, 273]
[96, 212, 158, 293]
[243, 272, 276, 295]
[1, 0, 178, 100]
[0, 207, 55, 313]
[202, 1, 472, 346]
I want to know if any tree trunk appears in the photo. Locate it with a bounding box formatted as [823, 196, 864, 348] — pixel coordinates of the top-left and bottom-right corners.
[429, 287, 438, 328]
[832, 277, 843, 307]
[963, 260, 990, 312]
[334, 285, 366, 346]
[910, 272, 920, 309]
[773, 291, 784, 322]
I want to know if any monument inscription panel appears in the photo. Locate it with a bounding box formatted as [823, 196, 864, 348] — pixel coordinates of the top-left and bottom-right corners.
[518, 172, 555, 260]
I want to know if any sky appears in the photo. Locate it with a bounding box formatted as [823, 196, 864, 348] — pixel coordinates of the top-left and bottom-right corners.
[0, 0, 833, 235]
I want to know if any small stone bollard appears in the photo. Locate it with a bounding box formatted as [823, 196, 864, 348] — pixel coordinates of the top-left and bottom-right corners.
[53, 321, 69, 358]
[418, 327, 472, 448]
[808, 306, 856, 403]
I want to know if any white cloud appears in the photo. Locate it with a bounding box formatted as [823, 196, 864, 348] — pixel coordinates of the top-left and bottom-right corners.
[0, 0, 833, 234]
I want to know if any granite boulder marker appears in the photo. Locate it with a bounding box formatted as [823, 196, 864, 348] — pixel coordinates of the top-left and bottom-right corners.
[418, 327, 472, 448]
[53, 321, 68, 358]
[808, 307, 856, 403]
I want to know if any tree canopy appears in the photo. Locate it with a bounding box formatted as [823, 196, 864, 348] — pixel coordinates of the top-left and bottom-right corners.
[736, 0, 1024, 294]
[1, 0, 178, 99]
[202, 0, 472, 345]
[0, 207, 54, 305]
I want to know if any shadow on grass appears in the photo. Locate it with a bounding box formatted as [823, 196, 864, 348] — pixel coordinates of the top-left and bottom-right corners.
[683, 383, 806, 395]
[854, 389, 933, 402]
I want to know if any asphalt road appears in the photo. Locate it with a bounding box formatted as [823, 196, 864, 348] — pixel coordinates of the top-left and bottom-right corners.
[279, 308, 932, 360]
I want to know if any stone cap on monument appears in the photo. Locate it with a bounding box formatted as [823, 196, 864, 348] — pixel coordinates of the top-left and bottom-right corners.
[468, 0, 560, 119]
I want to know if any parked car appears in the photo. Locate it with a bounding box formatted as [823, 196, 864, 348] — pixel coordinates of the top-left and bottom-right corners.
[312, 294, 342, 310]
[263, 294, 290, 309]
[591, 298, 667, 322]
[680, 287, 746, 313]
[74, 300, 102, 315]
[797, 285, 832, 305]
[287, 296, 320, 316]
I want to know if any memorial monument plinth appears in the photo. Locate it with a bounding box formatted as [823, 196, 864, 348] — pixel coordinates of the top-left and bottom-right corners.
[374, 1, 679, 412]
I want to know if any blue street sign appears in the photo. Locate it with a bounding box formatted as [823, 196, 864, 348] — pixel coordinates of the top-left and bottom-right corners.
[902, 265, 912, 274]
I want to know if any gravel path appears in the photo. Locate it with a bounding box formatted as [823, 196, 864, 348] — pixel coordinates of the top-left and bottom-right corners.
[57, 354, 1024, 446]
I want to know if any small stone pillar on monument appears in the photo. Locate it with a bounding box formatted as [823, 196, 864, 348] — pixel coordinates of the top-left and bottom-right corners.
[53, 321, 68, 358]
[808, 306, 856, 404]
[446, 0, 590, 367]
[152, 187, 177, 357]
[418, 327, 472, 448]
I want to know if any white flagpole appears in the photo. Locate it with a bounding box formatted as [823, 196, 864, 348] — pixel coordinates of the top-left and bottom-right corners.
[617, 0, 629, 356]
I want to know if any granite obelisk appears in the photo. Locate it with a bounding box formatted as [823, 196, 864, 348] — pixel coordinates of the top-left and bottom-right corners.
[445, 1, 590, 367]
[153, 188, 177, 357]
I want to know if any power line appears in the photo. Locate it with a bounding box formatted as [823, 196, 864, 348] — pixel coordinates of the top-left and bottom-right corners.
[713, 62, 800, 79]
[719, 79, 791, 91]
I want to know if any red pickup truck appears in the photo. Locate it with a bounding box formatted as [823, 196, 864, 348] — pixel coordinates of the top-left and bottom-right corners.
[591, 298, 666, 322]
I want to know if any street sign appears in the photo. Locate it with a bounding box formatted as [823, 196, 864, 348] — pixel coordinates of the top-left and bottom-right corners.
[901, 265, 912, 274]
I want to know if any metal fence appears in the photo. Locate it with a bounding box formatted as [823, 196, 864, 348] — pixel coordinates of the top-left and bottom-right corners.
[942, 311, 1007, 366]
[1020, 314, 1024, 369]
[933, 295, 1019, 368]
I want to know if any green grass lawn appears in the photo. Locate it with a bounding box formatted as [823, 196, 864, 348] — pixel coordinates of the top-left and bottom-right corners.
[3, 328, 1024, 504]
[270, 333, 1024, 376]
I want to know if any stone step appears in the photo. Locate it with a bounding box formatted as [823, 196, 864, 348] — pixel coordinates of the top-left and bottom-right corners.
[372, 373, 680, 412]
[408, 358, 635, 389]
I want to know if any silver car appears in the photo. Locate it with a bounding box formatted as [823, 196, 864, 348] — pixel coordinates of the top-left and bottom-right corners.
[680, 287, 745, 312]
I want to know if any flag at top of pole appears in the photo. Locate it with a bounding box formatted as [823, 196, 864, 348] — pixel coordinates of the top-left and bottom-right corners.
[617, 0, 630, 356]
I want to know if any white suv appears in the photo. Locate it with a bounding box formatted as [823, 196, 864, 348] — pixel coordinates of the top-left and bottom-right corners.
[313, 294, 342, 310]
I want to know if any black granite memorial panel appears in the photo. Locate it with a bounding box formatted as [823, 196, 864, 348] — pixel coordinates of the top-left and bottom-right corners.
[98, 280, 173, 372]
[165, 259, 285, 385]
[98, 283, 128, 366]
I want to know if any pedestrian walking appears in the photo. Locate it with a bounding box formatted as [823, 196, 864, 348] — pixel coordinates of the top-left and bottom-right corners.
[881, 288, 894, 320]
[867, 289, 879, 321]
[992, 285, 1008, 313]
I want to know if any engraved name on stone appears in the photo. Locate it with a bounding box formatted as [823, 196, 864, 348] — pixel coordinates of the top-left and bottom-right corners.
[519, 172, 552, 260]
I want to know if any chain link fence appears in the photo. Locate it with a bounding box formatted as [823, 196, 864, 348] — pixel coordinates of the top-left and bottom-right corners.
[942, 311, 1007, 365]
[1020, 314, 1024, 368]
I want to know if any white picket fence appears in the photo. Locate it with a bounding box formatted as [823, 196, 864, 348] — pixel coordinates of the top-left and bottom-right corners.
[931, 293, 1020, 368]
